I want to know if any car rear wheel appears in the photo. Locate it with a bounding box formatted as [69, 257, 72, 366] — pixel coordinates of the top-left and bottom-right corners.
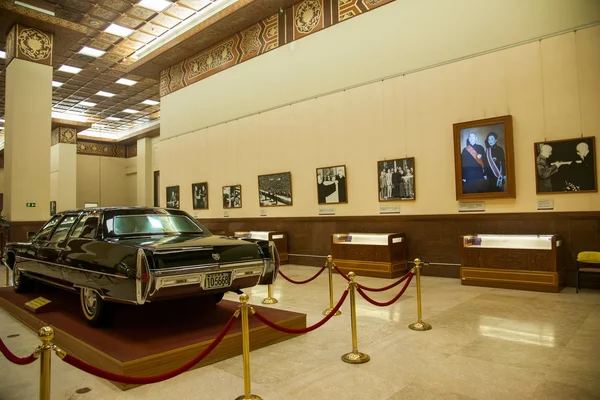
[80, 288, 112, 327]
[213, 292, 225, 304]
[12, 265, 33, 293]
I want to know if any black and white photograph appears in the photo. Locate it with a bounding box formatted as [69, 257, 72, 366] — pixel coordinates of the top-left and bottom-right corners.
[222, 185, 242, 209]
[316, 165, 347, 204]
[377, 158, 415, 201]
[166, 185, 180, 209]
[192, 182, 209, 210]
[534, 137, 596, 194]
[258, 172, 293, 207]
[50, 201, 56, 216]
[453, 115, 515, 200]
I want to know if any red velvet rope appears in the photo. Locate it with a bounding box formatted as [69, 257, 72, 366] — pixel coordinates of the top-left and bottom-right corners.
[356, 273, 414, 307]
[252, 290, 349, 334]
[60, 314, 237, 385]
[334, 264, 412, 292]
[278, 265, 327, 285]
[0, 337, 38, 365]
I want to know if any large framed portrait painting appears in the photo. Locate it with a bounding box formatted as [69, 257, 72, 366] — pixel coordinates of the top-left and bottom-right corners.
[316, 165, 347, 204]
[258, 172, 293, 207]
[453, 115, 515, 200]
[377, 158, 415, 201]
[166, 186, 180, 209]
[534, 137, 596, 194]
[192, 182, 209, 210]
[222, 185, 242, 209]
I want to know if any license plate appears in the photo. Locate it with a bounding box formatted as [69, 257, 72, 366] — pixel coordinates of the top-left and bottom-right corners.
[204, 272, 232, 289]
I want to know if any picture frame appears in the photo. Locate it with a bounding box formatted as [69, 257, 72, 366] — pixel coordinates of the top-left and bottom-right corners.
[222, 185, 242, 209]
[316, 165, 347, 204]
[377, 158, 415, 201]
[191, 182, 209, 210]
[534, 137, 596, 194]
[258, 172, 293, 207]
[50, 201, 56, 216]
[453, 115, 515, 200]
[166, 185, 180, 209]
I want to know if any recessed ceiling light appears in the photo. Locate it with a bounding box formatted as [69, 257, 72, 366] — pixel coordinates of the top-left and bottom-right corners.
[80, 101, 97, 107]
[106, 117, 121, 121]
[14, 1, 55, 16]
[142, 99, 159, 105]
[58, 65, 82, 74]
[0, 51, 6, 59]
[138, 0, 172, 12]
[123, 109, 139, 114]
[96, 91, 116, 97]
[0, 118, 5, 122]
[79, 46, 106, 58]
[116, 78, 137, 86]
[51, 112, 88, 123]
[52, 81, 64, 87]
[105, 24, 134, 37]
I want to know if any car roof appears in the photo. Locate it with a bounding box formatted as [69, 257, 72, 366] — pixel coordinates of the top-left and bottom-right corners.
[55, 206, 183, 215]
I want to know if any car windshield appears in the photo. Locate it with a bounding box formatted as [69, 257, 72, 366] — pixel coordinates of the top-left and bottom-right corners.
[111, 215, 204, 236]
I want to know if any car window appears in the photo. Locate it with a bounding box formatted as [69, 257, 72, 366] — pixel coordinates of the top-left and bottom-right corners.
[48, 215, 79, 243]
[113, 215, 204, 236]
[34, 216, 63, 241]
[71, 214, 100, 239]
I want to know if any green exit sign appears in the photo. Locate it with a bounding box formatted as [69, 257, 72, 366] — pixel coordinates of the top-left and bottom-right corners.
[26, 203, 36, 207]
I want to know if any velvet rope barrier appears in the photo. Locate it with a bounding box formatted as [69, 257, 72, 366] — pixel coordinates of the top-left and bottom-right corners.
[334, 264, 413, 292]
[0, 337, 39, 365]
[58, 313, 237, 385]
[356, 273, 414, 307]
[252, 290, 349, 334]
[278, 265, 327, 285]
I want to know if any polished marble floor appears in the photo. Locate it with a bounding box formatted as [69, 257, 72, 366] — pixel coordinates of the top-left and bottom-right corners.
[1, 264, 599, 400]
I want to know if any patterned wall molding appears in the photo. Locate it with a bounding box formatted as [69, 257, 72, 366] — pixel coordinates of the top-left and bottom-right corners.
[51, 127, 77, 146]
[160, 0, 394, 96]
[0, 1, 91, 35]
[126, 143, 138, 158]
[77, 140, 126, 158]
[6, 24, 54, 67]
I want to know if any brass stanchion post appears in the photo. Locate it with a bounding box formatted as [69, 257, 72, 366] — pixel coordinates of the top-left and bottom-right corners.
[235, 294, 262, 400]
[38, 326, 54, 400]
[341, 272, 370, 364]
[261, 284, 278, 304]
[322, 255, 341, 316]
[408, 258, 432, 331]
[4, 265, 9, 287]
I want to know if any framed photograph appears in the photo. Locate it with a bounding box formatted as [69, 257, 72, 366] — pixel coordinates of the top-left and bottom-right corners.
[377, 158, 415, 201]
[50, 201, 56, 216]
[534, 137, 596, 194]
[453, 115, 515, 200]
[316, 165, 347, 204]
[258, 172, 293, 207]
[166, 185, 180, 209]
[222, 185, 242, 209]
[192, 182, 209, 210]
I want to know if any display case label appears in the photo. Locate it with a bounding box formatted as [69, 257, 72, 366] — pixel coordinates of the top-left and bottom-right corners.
[260, 209, 267, 216]
[380, 205, 400, 214]
[458, 202, 485, 212]
[319, 207, 335, 215]
[537, 199, 554, 210]
[224, 211, 230, 217]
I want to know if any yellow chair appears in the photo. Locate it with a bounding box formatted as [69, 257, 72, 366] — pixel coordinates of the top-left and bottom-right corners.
[577, 252, 600, 293]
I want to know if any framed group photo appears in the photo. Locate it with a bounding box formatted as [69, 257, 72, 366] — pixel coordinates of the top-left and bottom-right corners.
[222, 185, 242, 209]
[453, 115, 515, 200]
[258, 172, 293, 207]
[191, 182, 209, 210]
[534, 137, 596, 194]
[377, 158, 415, 201]
[166, 185, 180, 209]
[316, 165, 347, 204]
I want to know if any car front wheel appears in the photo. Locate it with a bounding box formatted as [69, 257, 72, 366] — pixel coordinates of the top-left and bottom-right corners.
[13, 266, 33, 293]
[80, 288, 112, 327]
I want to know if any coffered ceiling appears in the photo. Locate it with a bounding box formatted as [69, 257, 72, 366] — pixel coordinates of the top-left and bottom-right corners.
[0, 0, 296, 142]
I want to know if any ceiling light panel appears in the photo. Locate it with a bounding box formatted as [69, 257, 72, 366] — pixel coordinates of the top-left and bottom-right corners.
[96, 91, 116, 97]
[123, 109, 139, 113]
[0, 51, 6, 59]
[142, 99, 159, 105]
[79, 46, 106, 58]
[80, 102, 97, 107]
[138, 0, 172, 12]
[52, 81, 64, 87]
[105, 24, 134, 37]
[116, 78, 137, 86]
[58, 65, 82, 74]
[106, 117, 121, 121]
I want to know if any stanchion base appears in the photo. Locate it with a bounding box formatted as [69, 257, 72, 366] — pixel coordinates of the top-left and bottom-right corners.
[235, 395, 263, 400]
[408, 321, 432, 331]
[322, 308, 342, 316]
[261, 297, 278, 305]
[341, 351, 370, 364]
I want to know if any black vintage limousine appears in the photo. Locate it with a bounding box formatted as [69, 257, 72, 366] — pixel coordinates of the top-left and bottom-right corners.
[2, 207, 279, 326]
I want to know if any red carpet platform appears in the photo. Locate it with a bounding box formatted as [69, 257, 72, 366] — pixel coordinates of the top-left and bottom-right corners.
[0, 285, 306, 390]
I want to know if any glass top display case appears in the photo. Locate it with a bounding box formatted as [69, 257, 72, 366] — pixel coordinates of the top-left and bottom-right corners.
[332, 233, 404, 245]
[462, 234, 562, 250]
[233, 231, 288, 264]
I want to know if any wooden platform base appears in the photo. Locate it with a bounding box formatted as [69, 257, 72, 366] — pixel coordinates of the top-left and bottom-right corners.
[0, 285, 306, 390]
[334, 260, 408, 279]
[460, 267, 565, 293]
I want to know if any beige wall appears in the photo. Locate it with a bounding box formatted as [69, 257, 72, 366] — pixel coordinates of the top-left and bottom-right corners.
[50, 143, 77, 212]
[76, 155, 134, 208]
[161, 0, 600, 139]
[157, 26, 600, 217]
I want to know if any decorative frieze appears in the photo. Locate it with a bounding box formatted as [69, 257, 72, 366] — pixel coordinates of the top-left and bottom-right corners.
[77, 140, 126, 158]
[6, 24, 53, 67]
[126, 143, 137, 158]
[51, 127, 77, 145]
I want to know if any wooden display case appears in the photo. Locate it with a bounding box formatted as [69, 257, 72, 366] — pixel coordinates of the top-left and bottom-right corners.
[234, 231, 289, 264]
[460, 234, 565, 293]
[331, 233, 407, 278]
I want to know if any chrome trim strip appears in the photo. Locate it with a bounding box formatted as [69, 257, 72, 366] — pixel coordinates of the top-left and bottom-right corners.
[152, 266, 263, 291]
[153, 246, 214, 254]
[23, 273, 77, 292]
[15, 256, 128, 279]
[152, 260, 264, 275]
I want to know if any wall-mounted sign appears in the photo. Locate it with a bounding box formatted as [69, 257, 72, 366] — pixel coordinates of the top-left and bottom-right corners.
[537, 199, 554, 210]
[458, 202, 485, 212]
[319, 207, 335, 216]
[26, 203, 36, 207]
[380, 205, 400, 214]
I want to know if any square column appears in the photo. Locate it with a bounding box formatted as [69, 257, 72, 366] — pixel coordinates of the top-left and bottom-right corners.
[4, 24, 53, 221]
[50, 127, 78, 212]
[136, 137, 153, 206]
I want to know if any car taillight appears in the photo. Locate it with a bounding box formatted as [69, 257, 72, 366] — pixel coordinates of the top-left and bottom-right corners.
[142, 271, 150, 283]
[136, 249, 151, 305]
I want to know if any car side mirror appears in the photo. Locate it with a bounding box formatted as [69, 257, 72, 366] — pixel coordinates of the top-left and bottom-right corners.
[27, 232, 36, 240]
